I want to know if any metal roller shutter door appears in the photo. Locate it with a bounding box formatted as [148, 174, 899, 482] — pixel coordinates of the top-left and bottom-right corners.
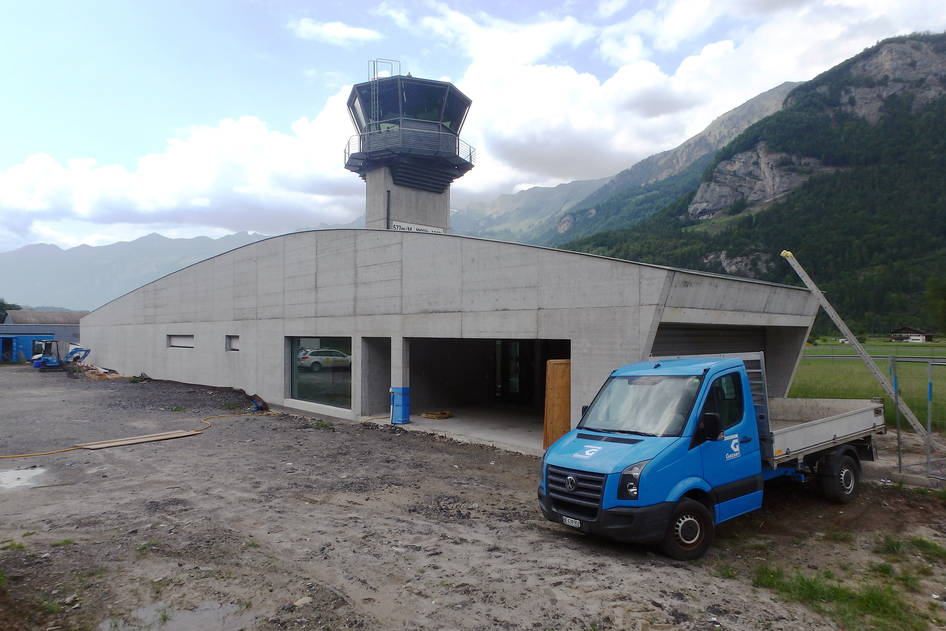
[650, 324, 766, 357]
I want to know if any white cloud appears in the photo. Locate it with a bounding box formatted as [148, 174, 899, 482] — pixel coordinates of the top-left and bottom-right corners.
[597, 0, 629, 18]
[373, 2, 411, 28]
[287, 18, 382, 46]
[0, 88, 365, 249]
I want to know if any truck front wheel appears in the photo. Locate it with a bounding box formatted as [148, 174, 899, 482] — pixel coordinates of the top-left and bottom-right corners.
[821, 454, 859, 503]
[660, 499, 714, 560]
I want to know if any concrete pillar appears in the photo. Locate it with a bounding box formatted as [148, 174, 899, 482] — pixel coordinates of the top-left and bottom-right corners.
[764, 326, 811, 397]
[391, 336, 411, 423]
[350, 334, 362, 418]
[360, 337, 392, 416]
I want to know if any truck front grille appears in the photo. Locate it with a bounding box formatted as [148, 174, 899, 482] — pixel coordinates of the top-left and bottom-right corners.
[546, 465, 605, 521]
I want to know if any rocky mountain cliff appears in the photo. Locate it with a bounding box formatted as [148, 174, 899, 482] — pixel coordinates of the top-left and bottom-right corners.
[581, 81, 799, 210]
[690, 35, 946, 219]
[563, 32, 946, 333]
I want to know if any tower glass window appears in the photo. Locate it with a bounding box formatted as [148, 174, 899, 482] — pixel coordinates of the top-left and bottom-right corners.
[350, 94, 367, 131]
[402, 82, 447, 122]
[442, 90, 470, 131]
[377, 80, 400, 123]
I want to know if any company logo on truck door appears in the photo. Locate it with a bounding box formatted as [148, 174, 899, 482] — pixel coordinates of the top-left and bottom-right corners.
[725, 434, 741, 460]
[573, 445, 603, 460]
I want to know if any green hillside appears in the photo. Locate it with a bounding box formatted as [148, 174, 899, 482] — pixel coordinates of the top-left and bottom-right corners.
[562, 34, 946, 333]
[532, 154, 712, 245]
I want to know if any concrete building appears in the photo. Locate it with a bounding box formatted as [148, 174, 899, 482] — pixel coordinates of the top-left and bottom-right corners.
[80, 68, 818, 448]
[80, 230, 816, 428]
[1, 309, 87, 363]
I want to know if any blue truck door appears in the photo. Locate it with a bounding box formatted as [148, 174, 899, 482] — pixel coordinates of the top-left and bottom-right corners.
[698, 371, 763, 523]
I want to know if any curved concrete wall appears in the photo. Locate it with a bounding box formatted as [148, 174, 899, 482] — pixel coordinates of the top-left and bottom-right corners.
[81, 229, 817, 422]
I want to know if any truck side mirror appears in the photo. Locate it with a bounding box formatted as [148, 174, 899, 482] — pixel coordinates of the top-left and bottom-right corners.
[581, 405, 589, 417]
[701, 412, 722, 441]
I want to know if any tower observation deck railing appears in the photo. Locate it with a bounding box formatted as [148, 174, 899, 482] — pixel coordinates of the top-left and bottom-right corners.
[344, 126, 476, 168]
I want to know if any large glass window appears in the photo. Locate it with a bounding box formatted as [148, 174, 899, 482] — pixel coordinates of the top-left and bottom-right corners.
[402, 82, 446, 122]
[353, 81, 400, 126]
[442, 89, 470, 131]
[290, 337, 352, 409]
[377, 80, 399, 122]
[350, 94, 367, 131]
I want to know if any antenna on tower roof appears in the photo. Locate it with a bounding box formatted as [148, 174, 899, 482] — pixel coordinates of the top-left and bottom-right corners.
[369, 59, 401, 80]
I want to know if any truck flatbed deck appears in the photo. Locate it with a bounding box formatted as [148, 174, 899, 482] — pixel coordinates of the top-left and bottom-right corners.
[765, 398, 884, 465]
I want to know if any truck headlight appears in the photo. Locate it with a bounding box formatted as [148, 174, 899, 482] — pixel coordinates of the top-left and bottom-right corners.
[618, 460, 650, 500]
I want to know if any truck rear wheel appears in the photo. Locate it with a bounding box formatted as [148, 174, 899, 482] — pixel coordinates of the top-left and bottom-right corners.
[660, 498, 714, 561]
[821, 454, 859, 503]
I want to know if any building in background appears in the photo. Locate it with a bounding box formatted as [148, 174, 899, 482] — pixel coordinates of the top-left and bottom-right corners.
[890, 326, 935, 343]
[0, 310, 87, 363]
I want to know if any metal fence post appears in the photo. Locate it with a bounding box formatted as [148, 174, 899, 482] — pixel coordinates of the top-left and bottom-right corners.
[891, 357, 902, 473]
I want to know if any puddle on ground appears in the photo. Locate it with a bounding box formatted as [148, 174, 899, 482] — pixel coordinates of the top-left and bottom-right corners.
[98, 601, 256, 631]
[0, 467, 45, 489]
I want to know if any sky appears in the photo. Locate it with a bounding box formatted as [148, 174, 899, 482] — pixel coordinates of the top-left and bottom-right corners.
[0, 0, 944, 252]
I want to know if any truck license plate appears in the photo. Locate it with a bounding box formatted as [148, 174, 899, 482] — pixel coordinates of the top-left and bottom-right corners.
[561, 516, 581, 528]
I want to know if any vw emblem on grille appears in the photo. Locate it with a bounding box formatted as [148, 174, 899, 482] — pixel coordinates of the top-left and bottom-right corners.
[565, 476, 577, 491]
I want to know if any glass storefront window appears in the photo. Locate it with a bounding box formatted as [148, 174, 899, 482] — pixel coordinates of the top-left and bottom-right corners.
[290, 337, 352, 409]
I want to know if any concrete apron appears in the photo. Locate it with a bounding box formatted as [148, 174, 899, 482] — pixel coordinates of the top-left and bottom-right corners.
[361, 406, 545, 457]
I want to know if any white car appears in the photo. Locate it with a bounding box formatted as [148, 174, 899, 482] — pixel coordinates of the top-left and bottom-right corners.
[297, 348, 351, 372]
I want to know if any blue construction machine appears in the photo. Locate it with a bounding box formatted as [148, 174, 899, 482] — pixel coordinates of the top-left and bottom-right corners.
[31, 340, 91, 371]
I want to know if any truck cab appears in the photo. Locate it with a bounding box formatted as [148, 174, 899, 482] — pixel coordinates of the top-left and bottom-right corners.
[538, 355, 883, 559]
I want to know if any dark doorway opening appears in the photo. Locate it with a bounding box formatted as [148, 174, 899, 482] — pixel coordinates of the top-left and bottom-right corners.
[409, 338, 570, 418]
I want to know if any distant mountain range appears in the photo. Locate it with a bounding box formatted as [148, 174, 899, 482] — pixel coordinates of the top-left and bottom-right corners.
[0, 232, 265, 310]
[451, 81, 799, 245]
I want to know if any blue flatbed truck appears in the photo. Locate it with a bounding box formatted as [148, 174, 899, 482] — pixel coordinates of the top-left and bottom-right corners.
[538, 353, 885, 560]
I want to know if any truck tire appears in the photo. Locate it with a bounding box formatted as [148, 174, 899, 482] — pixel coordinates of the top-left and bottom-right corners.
[660, 498, 714, 561]
[821, 454, 859, 503]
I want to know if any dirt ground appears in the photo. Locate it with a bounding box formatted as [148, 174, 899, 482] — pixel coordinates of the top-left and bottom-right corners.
[2, 364, 946, 631]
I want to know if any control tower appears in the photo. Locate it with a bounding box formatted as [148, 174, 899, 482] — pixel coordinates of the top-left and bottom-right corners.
[344, 60, 474, 233]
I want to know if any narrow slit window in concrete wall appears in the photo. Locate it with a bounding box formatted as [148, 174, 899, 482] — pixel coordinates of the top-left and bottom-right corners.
[226, 335, 240, 352]
[167, 335, 195, 348]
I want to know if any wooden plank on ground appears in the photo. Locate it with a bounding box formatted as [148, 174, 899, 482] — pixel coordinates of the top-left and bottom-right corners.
[544, 359, 571, 449]
[76, 430, 202, 450]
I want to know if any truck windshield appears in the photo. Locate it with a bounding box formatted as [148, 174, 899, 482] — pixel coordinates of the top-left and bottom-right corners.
[580, 375, 702, 436]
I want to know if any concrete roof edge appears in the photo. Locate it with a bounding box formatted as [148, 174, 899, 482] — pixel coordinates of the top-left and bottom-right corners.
[82, 228, 810, 319]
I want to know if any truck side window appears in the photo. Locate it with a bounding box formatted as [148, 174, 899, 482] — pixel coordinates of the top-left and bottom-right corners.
[704, 373, 744, 430]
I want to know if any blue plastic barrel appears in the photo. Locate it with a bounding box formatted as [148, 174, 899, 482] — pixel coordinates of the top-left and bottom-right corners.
[390, 387, 411, 424]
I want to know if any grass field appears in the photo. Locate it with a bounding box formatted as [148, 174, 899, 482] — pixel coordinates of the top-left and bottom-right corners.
[803, 337, 946, 359]
[790, 358, 946, 429]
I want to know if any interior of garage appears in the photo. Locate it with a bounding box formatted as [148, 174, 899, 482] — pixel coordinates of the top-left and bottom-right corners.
[403, 337, 570, 450]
